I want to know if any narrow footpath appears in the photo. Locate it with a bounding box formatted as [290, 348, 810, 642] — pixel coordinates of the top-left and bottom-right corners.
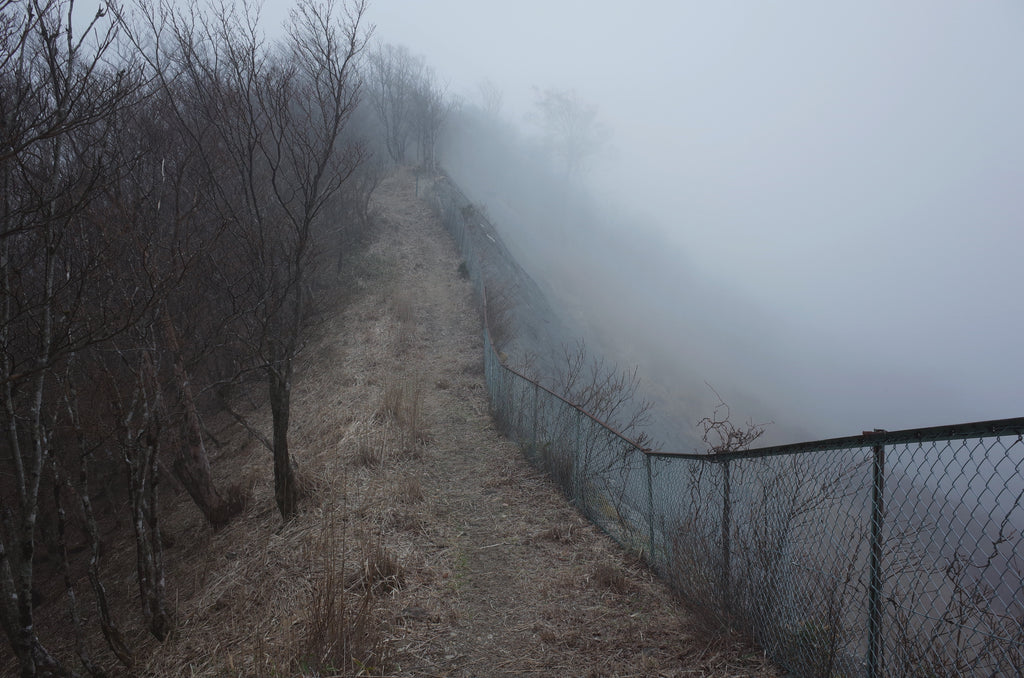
[364, 169, 777, 677]
[125, 168, 780, 678]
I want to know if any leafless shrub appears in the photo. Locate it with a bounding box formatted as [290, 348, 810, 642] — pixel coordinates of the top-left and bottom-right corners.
[668, 387, 877, 675]
[537, 524, 576, 544]
[299, 516, 392, 676]
[543, 341, 654, 534]
[554, 340, 654, 449]
[536, 441, 576, 499]
[460, 202, 489, 225]
[886, 545, 1024, 677]
[697, 384, 770, 455]
[219, 483, 254, 522]
[393, 295, 416, 346]
[335, 159, 384, 275]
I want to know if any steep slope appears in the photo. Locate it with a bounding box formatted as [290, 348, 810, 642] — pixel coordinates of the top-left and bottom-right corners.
[16, 168, 777, 677]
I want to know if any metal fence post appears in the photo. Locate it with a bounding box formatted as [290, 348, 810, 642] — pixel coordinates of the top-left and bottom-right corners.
[532, 381, 540, 459]
[868, 441, 886, 678]
[721, 459, 732, 614]
[646, 454, 655, 567]
[574, 410, 583, 505]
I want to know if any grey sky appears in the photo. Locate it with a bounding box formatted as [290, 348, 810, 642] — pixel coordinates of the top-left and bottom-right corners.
[358, 1, 1024, 429]
[224, 0, 1024, 433]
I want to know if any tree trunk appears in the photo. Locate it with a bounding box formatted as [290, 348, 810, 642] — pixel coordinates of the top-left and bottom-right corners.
[50, 460, 106, 677]
[123, 354, 171, 642]
[161, 312, 234, 528]
[73, 436, 134, 669]
[268, 359, 298, 520]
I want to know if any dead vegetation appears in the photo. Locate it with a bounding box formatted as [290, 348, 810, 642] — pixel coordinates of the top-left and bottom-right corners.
[6, 169, 779, 677]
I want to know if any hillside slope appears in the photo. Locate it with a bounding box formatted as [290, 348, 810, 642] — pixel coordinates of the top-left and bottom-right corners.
[16, 169, 778, 677]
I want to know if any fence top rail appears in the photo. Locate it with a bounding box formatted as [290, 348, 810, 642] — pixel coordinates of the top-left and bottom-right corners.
[647, 416, 1024, 463]
[491, 341, 654, 455]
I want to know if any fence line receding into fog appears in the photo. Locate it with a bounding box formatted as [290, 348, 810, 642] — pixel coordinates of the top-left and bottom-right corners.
[428, 172, 1024, 678]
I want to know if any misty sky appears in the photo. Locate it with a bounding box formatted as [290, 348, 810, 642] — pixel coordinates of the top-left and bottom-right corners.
[348, 1, 1024, 429]
[179, 0, 1023, 434]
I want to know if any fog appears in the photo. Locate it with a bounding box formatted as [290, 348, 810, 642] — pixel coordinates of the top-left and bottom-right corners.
[233, 0, 1020, 449]
[346, 0, 1024, 446]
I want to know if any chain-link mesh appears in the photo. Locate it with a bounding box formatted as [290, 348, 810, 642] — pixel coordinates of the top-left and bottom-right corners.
[428, 172, 1024, 677]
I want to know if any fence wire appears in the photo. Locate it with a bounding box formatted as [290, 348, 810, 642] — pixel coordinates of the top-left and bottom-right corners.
[428, 173, 1024, 677]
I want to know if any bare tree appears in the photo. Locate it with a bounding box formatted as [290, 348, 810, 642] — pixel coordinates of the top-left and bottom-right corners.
[476, 77, 503, 118]
[408, 65, 453, 171]
[105, 332, 172, 641]
[0, 0, 135, 673]
[531, 87, 607, 180]
[139, 0, 371, 519]
[365, 43, 422, 164]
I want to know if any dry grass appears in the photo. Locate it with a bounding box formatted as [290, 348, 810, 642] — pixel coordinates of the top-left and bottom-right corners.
[8, 168, 780, 678]
[354, 428, 387, 468]
[392, 292, 417, 349]
[376, 377, 429, 456]
[298, 514, 392, 676]
[592, 562, 631, 594]
[394, 475, 424, 504]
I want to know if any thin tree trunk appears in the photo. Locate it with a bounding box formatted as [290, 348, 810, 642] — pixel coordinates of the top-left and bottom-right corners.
[50, 459, 105, 677]
[123, 353, 171, 641]
[59, 365, 135, 669]
[268, 353, 297, 520]
[161, 311, 233, 528]
[79, 469, 134, 669]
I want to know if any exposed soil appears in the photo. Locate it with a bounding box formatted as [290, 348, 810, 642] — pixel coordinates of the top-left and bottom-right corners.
[8, 169, 780, 677]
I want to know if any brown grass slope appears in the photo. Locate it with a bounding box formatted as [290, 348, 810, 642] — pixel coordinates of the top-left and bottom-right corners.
[7, 168, 780, 677]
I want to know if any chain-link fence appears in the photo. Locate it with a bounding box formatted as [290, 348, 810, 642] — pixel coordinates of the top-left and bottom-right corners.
[428, 172, 1024, 677]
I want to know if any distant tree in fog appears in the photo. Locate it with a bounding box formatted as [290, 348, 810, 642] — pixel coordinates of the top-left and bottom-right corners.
[476, 78, 503, 117]
[531, 87, 607, 179]
[409, 65, 454, 170]
[366, 42, 452, 170]
[366, 43, 423, 164]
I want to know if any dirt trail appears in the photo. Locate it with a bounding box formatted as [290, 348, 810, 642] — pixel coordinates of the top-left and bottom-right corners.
[364, 169, 777, 677]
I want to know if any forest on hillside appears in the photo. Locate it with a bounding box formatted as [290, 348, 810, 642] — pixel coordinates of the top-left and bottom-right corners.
[0, 0, 469, 673]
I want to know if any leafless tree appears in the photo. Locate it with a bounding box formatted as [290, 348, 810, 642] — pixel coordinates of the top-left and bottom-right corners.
[531, 87, 607, 180]
[0, 0, 136, 673]
[476, 78, 503, 118]
[365, 42, 422, 164]
[408, 65, 453, 171]
[105, 332, 172, 642]
[0, 0, 375, 670]
[136, 0, 371, 519]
